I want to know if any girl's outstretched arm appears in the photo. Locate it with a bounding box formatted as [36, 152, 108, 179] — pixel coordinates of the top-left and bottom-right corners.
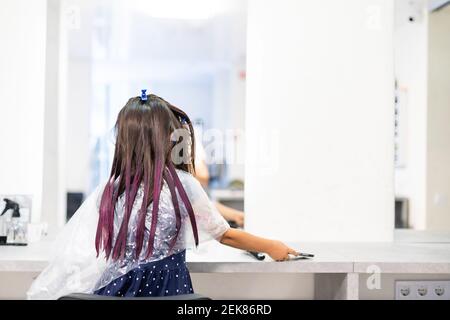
[219, 228, 299, 261]
[178, 171, 298, 261]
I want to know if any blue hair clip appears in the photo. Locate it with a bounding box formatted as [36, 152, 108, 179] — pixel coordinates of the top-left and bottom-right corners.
[140, 89, 147, 101]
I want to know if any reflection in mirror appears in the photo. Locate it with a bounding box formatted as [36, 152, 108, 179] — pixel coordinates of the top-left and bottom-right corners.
[62, 0, 247, 227]
[394, 0, 450, 231]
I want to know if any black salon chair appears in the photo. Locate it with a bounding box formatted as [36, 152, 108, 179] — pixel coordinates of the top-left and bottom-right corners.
[58, 293, 210, 300]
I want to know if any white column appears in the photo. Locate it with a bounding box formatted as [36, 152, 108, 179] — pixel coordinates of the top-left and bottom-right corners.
[0, 0, 48, 223]
[41, 0, 67, 232]
[245, 0, 395, 242]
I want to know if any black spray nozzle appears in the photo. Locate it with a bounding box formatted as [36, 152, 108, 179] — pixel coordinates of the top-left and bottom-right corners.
[1, 198, 20, 218]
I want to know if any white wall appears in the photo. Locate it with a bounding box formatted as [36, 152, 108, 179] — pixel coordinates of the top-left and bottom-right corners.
[245, 0, 395, 242]
[65, 61, 91, 192]
[393, 0, 429, 230]
[426, 5, 450, 230]
[0, 0, 47, 223]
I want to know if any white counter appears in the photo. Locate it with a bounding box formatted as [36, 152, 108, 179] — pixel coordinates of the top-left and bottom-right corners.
[2, 233, 450, 273]
[1, 230, 450, 299]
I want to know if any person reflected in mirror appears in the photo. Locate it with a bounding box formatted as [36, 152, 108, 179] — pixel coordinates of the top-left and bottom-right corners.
[193, 141, 245, 228]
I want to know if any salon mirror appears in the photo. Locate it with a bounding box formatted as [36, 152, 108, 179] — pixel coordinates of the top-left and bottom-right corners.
[393, 0, 450, 232]
[58, 0, 247, 227]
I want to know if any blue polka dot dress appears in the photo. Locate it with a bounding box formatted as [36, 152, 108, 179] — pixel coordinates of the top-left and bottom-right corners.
[94, 250, 193, 297]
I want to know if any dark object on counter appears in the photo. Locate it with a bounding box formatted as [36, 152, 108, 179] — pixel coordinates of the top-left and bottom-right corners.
[0, 236, 25, 246]
[67, 192, 84, 221]
[395, 197, 409, 228]
[227, 221, 239, 229]
[299, 252, 314, 258]
[221, 200, 244, 212]
[0, 242, 27, 246]
[289, 252, 315, 260]
[248, 251, 266, 261]
[58, 293, 210, 300]
[1, 198, 21, 218]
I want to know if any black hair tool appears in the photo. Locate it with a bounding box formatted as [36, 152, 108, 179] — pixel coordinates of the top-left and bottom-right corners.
[247, 251, 266, 261]
[289, 252, 315, 260]
[1, 199, 20, 218]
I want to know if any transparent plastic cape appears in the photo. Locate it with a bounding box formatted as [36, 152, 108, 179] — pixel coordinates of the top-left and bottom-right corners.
[178, 170, 231, 244]
[27, 170, 230, 299]
[26, 184, 107, 300]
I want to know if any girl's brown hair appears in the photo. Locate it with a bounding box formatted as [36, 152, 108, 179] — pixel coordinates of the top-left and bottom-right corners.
[95, 94, 199, 261]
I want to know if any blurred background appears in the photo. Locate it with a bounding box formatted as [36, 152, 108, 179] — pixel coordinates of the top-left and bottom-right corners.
[61, 0, 247, 224]
[0, 0, 449, 237]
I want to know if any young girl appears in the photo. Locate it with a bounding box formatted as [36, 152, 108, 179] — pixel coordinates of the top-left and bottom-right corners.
[27, 92, 298, 299]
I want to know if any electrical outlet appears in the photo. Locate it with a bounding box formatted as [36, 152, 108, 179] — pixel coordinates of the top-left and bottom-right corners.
[395, 281, 450, 300]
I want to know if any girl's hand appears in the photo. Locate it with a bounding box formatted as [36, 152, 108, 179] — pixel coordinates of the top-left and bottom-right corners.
[266, 240, 299, 261]
[219, 229, 299, 262]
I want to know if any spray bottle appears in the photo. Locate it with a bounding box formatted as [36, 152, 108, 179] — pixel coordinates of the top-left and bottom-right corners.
[1, 198, 27, 245]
